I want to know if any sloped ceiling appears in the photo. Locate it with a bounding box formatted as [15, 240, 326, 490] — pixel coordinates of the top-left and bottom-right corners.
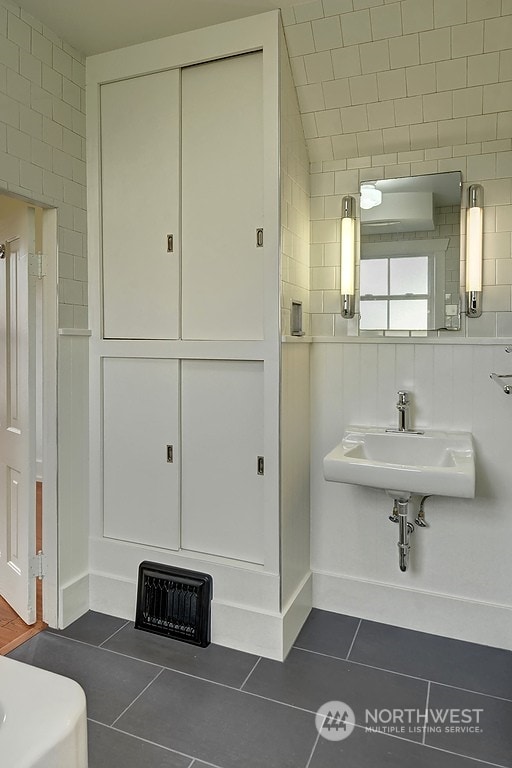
[13, 0, 308, 56]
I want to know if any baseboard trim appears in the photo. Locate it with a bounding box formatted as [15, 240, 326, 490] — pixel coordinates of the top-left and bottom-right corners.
[313, 570, 512, 651]
[59, 573, 89, 628]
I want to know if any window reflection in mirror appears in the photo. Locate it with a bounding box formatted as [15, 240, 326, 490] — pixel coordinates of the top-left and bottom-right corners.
[359, 171, 462, 335]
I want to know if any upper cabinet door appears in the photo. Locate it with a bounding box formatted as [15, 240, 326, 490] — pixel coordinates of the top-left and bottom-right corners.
[181, 52, 264, 341]
[100, 70, 180, 339]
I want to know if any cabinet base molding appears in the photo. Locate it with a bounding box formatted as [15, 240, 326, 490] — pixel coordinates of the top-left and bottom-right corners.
[87, 570, 312, 660]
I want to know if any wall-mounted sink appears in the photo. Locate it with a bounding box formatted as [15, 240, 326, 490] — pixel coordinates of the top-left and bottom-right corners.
[323, 426, 475, 499]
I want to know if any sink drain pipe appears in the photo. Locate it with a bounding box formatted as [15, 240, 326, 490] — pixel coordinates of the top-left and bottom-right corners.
[397, 499, 414, 571]
[389, 496, 431, 571]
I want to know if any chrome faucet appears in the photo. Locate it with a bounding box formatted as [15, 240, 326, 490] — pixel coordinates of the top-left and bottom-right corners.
[397, 391, 409, 431]
[386, 391, 424, 434]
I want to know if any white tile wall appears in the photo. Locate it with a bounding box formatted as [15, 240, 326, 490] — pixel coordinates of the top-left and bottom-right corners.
[0, 0, 87, 329]
[284, 0, 512, 338]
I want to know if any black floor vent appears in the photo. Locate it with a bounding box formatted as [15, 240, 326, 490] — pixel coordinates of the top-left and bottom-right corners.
[135, 561, 213, 647]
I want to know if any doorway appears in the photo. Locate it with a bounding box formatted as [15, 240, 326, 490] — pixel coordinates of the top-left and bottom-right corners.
[0, 193, 58, 651]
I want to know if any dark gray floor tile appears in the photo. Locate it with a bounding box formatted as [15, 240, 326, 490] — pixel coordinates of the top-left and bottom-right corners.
[46, 610, 128, 646]
[88, 720, 192, 768]
[243, 648, 428, 742]
[425, 683, 512, 767]
[349, 619, 512, 699]
[116, 668, 317, 768]
[309, 724, 493, 768]
[8, 632, 161, 725]
[293, 608, 361, 658]
[103, 622, 258, 688]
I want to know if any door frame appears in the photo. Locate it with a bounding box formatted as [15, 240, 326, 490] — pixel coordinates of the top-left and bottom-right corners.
[0, 192, 59, 627]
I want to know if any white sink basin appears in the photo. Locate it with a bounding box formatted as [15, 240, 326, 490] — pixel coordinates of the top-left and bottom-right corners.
[323, 426, 475, 499]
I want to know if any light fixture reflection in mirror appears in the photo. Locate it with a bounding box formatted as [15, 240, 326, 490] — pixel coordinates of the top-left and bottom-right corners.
[359, 171, 462, 336]
[360, 183, 382, 210]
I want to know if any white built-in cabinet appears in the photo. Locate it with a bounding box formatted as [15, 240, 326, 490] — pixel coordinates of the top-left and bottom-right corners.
[98, 50, 266, 564]
[87, 12, 310, 660]
[100, 53, 264, 342]
[102, 357, 265, 564]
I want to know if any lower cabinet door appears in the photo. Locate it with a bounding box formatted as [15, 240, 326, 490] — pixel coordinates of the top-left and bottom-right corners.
[102, 357, 180, 549]
[181, 360, 265, 564]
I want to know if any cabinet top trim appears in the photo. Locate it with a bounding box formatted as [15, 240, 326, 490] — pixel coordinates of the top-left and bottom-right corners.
[86, 10, 280, 84]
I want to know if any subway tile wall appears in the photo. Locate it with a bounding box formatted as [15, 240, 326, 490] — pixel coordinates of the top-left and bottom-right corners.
[282, 0, 512, 338]
[280, 29, 311, 337]
[0, 0, 87, 328]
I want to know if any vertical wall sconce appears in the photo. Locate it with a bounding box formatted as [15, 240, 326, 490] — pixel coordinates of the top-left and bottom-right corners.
[341, 195, 356, 319]
[465, 184, 484, 318]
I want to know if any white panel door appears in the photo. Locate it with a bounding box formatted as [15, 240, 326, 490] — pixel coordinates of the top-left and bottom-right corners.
[181, 360, 264, 564]
[181, 53, 264, 340]
[101, 70, 180, 339]
[0, 206, 37, 624]
[103, 358, 180, 549]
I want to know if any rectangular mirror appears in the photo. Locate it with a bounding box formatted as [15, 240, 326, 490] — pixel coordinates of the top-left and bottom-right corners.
[359, 171, 462, 335]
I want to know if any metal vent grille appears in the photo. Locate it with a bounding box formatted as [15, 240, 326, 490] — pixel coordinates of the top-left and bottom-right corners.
[135, 561, 212, 647]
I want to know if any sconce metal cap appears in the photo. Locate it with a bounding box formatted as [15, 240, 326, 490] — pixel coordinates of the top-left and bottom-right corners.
[468, 183, 483, 208]
[341, 195, 354, 218]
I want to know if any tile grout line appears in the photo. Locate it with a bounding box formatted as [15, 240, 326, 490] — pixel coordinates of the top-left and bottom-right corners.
[347, 721, 510, 768]
[422, 681, 431, 746]
[102, 713, 509, 768]
[40, 628, 512, 707]
[292, 645, 512, 704]
[430, 678, 512, 703]
[239, 657, 262, 690]
[304, 729, 322, 768]
[110, 667, 165, 728]
[88, 717, 198, 768]
[111, 722, 228, 768]
[99, 619, 131, 648]
[94, 712, 509, 768]
[27, 621, 511, 768]
[418, 742, 510, 768]
[345, 618, 362, 660]
[79, 637, 324, 717]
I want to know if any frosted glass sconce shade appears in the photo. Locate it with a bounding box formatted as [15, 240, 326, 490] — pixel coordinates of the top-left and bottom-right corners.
[465, 184, 483, 318]
[341, 196, 356, 319]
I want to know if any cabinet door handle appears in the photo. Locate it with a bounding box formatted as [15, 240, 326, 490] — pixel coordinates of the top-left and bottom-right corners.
[166, 445, 174, 463]
[167, 234, 174, 252]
